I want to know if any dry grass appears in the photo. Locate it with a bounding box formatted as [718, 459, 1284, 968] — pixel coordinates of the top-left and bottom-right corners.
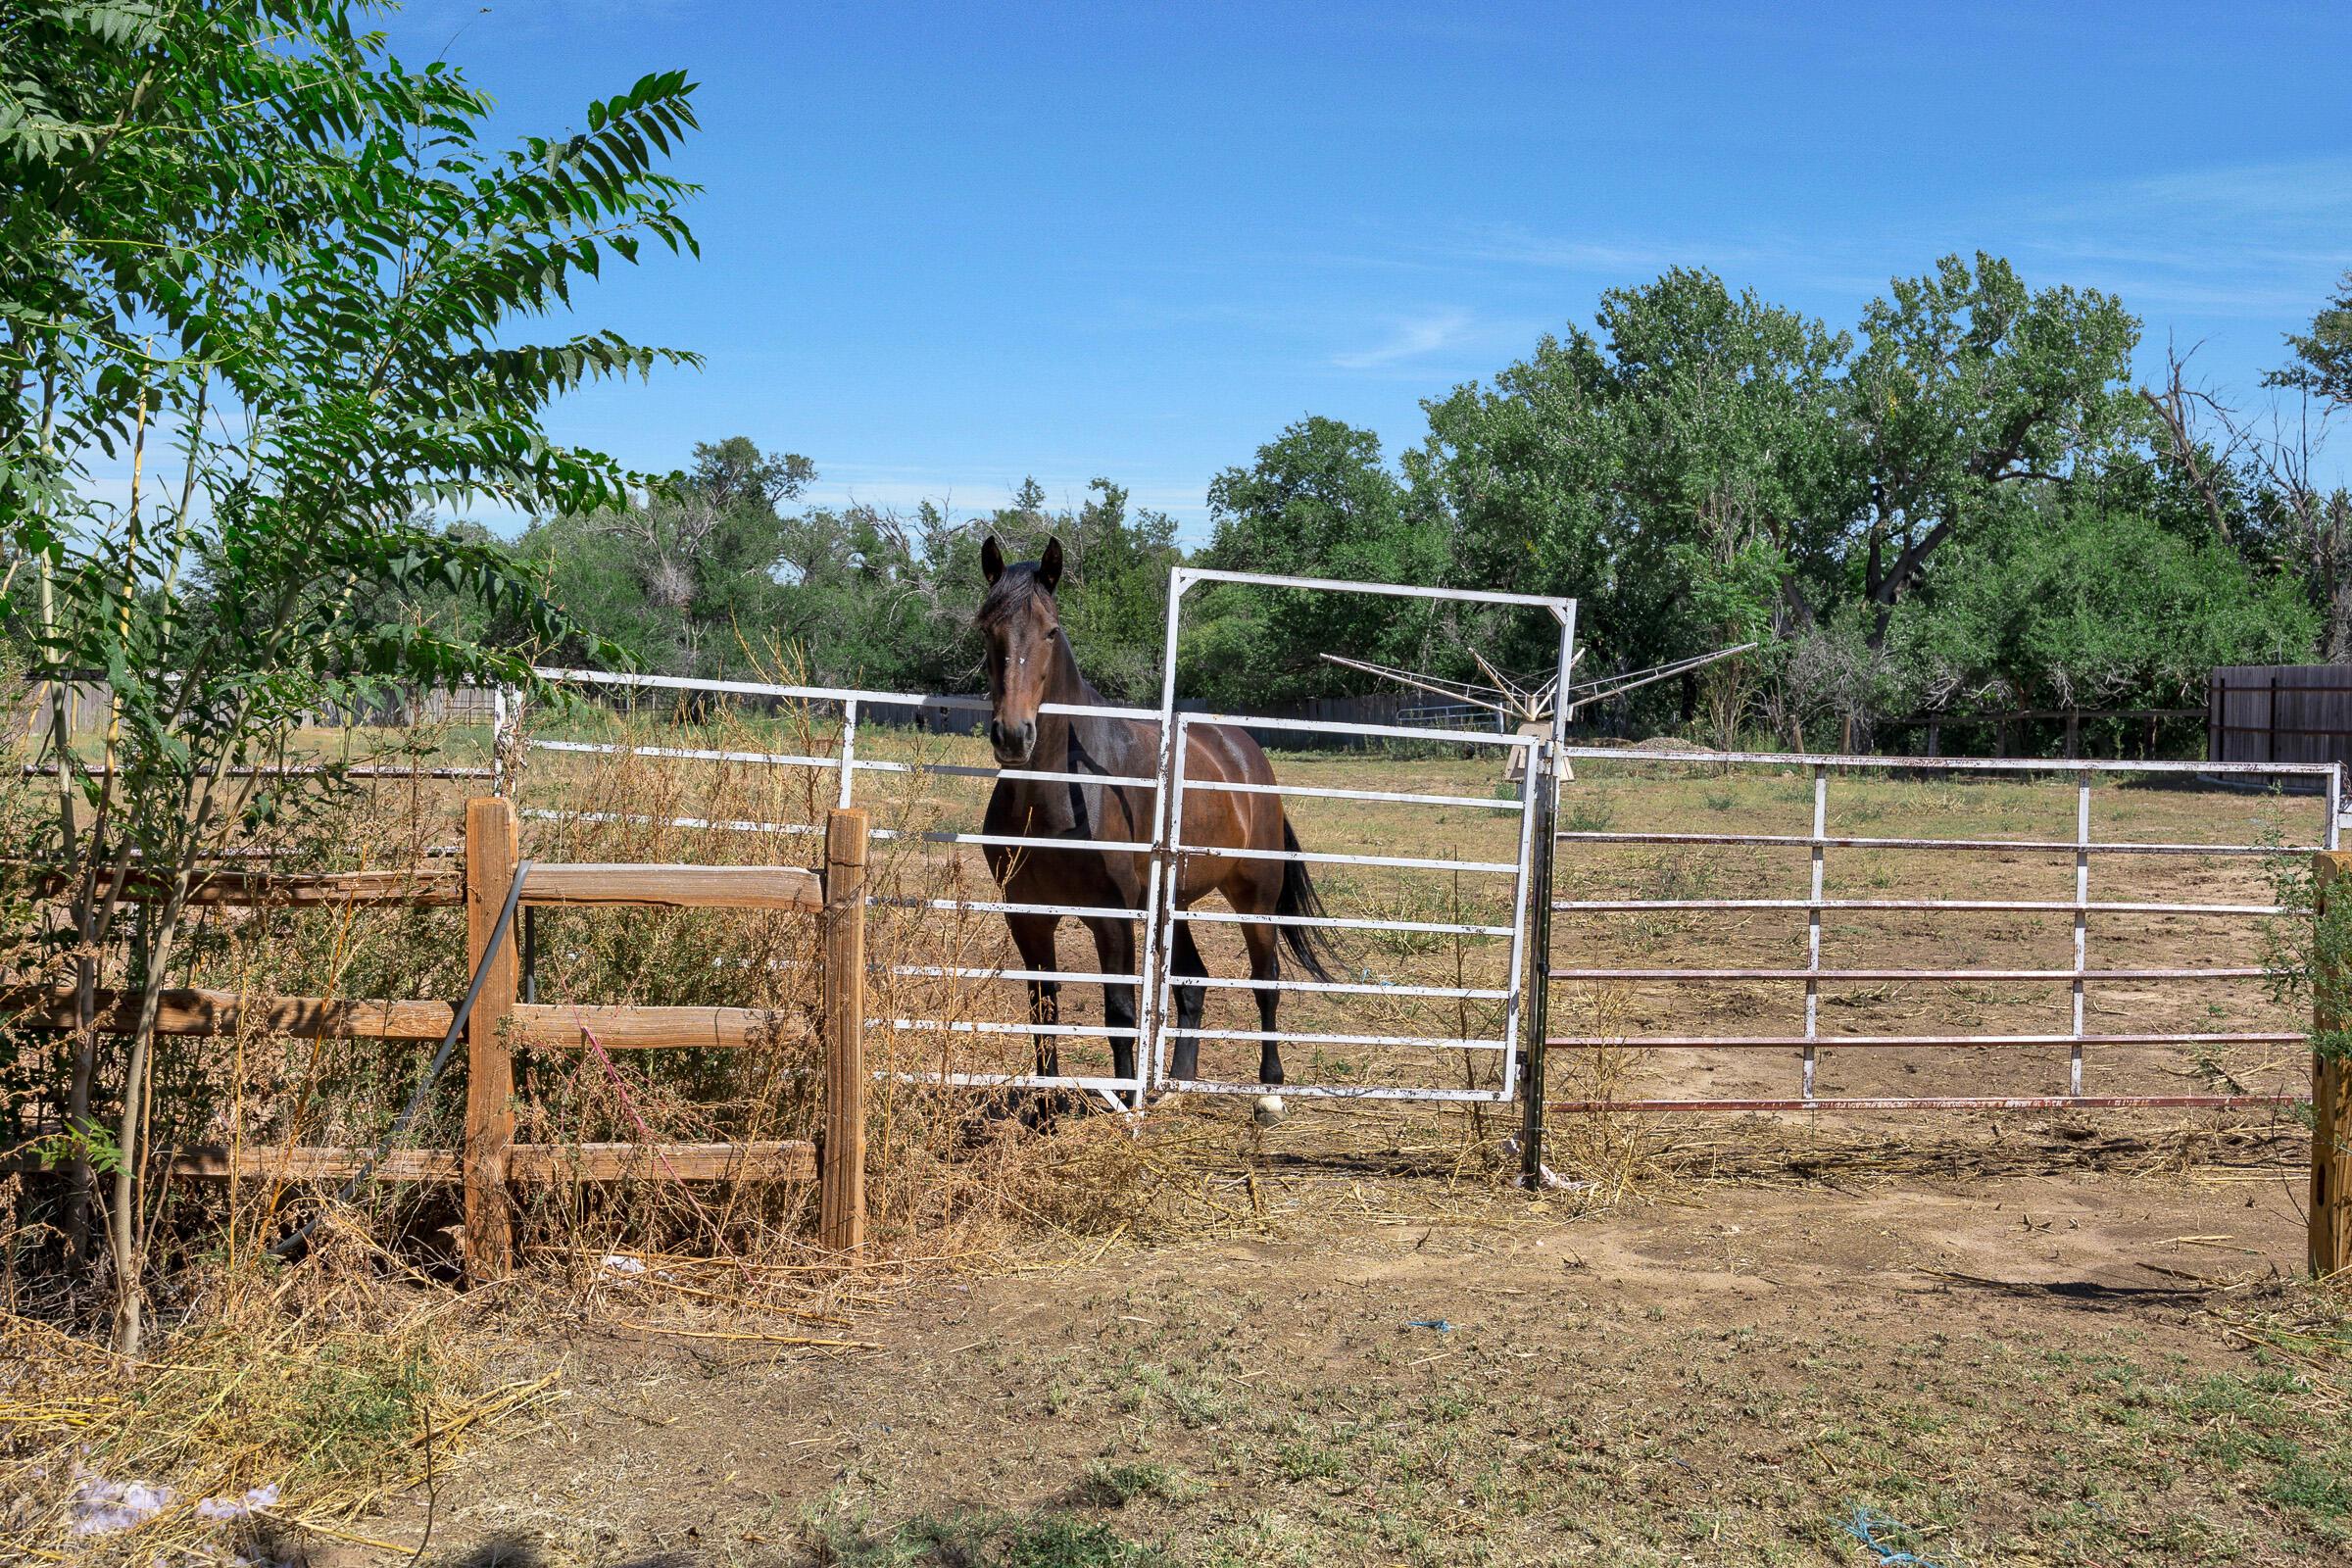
[0, 1222, 547, 1565]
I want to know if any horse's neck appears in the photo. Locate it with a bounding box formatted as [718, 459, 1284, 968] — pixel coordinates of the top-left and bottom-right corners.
[1034, 630, 1101, 763]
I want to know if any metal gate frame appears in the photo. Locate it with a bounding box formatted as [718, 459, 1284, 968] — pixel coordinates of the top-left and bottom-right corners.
[1142, 567, 1578, 1103]
[494, 567, 1578, 1110]
[506, 668, 1172, 1105]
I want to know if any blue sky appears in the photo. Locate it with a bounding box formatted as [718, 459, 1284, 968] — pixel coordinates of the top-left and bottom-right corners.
[383, 0, 2352, 541]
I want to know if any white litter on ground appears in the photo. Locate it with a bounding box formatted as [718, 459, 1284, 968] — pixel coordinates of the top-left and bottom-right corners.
[194, 1482, 280, 1519]
[69, 1472, 172, 1535]
[599, 1253, 648, 1275]
[1501, 1135, 1595, 1193]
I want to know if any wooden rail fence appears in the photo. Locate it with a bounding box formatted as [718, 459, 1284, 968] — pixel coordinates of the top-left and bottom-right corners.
[6, 797, 870, 1282]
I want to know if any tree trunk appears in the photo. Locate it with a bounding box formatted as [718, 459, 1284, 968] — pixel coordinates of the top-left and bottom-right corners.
[108, 894, 187, 1357]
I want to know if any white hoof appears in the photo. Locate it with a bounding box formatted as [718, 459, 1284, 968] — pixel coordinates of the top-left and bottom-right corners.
[1251, 1094, 1287, 1128]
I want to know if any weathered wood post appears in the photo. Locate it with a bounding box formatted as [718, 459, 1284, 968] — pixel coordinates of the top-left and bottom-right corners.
[463, 796, 519, 1283]
[2314, 852, 2352, 1279]
[820, 807, 870, 1255]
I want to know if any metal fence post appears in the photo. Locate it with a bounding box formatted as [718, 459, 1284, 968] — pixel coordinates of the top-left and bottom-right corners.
[1519, 740, 1559, 1183]
[2315, 851, 2351, 1279]
[463, 796, 519, 1282]
[821, 808, 870, 1255]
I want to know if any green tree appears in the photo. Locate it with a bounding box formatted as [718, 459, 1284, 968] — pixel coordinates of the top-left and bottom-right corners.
[1191, 417, 1442, 705]
[2271, 270, 2352, 409]
[1849, 254, 2141, 628]
[2, 2, 695, 1350]
[1899, 498, 2317, 721]
[1409, 269, 1858, 729]
[523, 437, 814, 677]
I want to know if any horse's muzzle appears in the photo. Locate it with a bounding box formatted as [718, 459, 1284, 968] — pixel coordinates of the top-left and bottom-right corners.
[989, 717, 1037, 766]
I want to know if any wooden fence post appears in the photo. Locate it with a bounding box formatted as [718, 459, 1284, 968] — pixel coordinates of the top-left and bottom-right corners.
[2315, 852, 2352, 1279]
[820, 808, 870, 1255]
[463, 796, 519, 1283]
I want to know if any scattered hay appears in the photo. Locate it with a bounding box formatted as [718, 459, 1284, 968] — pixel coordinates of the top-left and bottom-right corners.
[0, 1232, 545, 1564]
[2208, 1276, 2352, 1410]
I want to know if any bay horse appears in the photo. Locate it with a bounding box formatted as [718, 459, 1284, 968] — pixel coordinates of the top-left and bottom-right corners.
[974, 535, 1334, 1087]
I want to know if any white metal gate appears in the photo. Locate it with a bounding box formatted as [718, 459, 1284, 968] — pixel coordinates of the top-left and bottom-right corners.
[1142, 568, 1575, 1102]
[493, 567, 1576, 1110]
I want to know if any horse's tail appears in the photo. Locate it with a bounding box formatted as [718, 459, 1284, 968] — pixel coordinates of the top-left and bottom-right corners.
[1275, 816, 1339, 982]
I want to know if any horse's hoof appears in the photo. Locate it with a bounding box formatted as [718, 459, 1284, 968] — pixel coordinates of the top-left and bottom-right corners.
[1252, 1094, 1287, 1128]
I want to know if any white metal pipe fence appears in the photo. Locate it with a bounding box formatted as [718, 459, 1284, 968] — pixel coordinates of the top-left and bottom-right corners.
[1540, 747, 2336, 1115]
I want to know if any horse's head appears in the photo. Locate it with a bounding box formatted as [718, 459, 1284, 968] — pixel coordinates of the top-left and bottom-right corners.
[975, 533, 1063, 766]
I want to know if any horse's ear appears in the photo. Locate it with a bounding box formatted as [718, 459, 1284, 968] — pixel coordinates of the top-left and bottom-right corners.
[981, 534, 1005, 585]
[1039, 536, 1062, 594]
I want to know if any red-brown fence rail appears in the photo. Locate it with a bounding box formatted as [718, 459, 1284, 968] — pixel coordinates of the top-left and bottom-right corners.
[5, 798, 870, 1282]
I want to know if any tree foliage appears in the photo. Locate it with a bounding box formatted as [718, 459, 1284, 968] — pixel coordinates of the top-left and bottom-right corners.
[1187, 417, 1442, 704]
[2271, 270, 2352, 410]
[0, 1, 697, 1349]
[1188, 254, 2306, 742]
[520, 464, 1182, 700]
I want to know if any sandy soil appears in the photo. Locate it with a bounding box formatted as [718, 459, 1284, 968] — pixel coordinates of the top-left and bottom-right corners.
[347, 1144, 2339, 1568]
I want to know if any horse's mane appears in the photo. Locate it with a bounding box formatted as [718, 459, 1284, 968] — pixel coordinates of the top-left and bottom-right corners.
[974, 565, 1053, 631]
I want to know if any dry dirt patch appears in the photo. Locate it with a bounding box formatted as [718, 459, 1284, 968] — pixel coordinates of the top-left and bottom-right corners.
[363, 1157, 2343, 1568]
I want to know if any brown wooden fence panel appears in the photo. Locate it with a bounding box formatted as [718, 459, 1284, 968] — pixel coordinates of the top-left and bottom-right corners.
[2211, 664, 2352, 770]
[4, 799, 874, 1281]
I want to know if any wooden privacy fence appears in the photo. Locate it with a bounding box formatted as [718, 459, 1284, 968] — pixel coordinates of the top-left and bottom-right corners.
[8, 798, 870, 1282]
[2211, 664, 2352, 771]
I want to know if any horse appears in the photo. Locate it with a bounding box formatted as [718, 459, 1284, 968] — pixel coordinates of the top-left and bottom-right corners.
[974, 534, 1334, 1089]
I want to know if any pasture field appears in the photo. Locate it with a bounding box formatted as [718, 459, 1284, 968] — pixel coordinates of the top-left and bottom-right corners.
[8, 715, 2342, 1565]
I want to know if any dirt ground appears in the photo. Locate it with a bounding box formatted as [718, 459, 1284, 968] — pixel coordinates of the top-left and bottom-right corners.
[335, 1115, 2343, 1568]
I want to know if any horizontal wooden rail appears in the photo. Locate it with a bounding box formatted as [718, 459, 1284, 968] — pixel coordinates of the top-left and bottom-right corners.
[151, 1141, 816, 1182]
[23, 866, 461, 907]
[521, 861, 823, 911]
[3, 985, 453, 1040]
[510, 1003, 808, 1051]
[12, 797, 868, 1282]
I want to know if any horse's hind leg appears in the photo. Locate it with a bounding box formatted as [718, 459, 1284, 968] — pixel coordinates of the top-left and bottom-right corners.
[1082, 915, 1139, 1087]
[1005, 913, 1061, 1076]
[1167, 921, 1208, 1080]
[1241, 918, 1285, 1085]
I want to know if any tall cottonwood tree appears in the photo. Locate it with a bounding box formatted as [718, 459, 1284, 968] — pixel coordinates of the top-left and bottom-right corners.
[1191, 417, 1444, 705]
[2, 2, 693, 1350]
[1848, 253, 2141, 634]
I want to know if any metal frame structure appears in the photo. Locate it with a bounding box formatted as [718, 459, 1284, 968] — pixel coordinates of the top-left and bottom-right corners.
[506, 669, 1166, 1103]
[1539, 747, 2338, 1115]
[1143, 567, 1575, 1104]
[494, 567, 1577, 1110]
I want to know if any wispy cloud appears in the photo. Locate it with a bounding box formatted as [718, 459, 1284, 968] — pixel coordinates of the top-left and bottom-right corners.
[1445, 224, 1772, 277]
[1997, 156, 2352, 319]
[2120, 158, 2352, 221]
[1332, 308, 1475, 369]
